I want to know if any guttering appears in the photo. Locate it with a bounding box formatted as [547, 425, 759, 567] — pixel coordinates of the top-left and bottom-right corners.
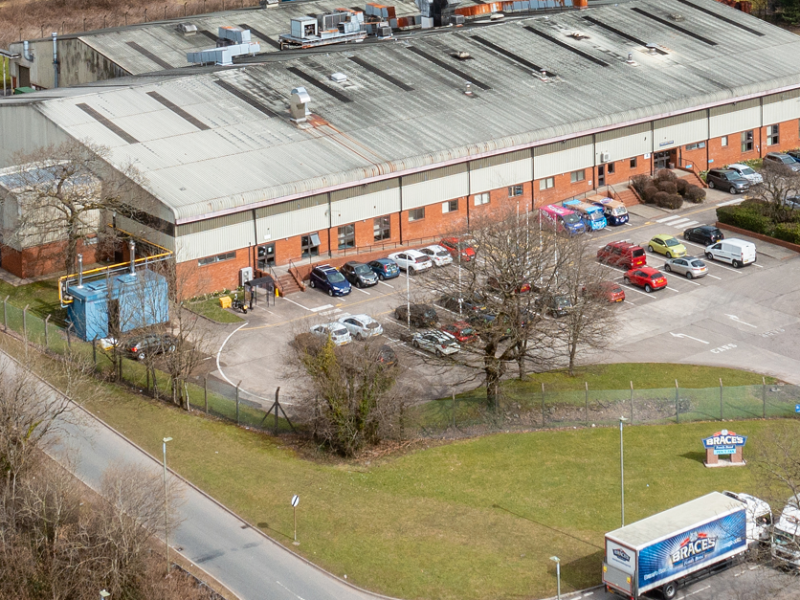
[171, 80, 800, 225]
[0, 49, 21, 59]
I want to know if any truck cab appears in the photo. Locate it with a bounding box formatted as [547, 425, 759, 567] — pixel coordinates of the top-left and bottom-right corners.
[563, 199, 607, 230]
[772, 495, 800, 569]
[722, 491, 772, 545]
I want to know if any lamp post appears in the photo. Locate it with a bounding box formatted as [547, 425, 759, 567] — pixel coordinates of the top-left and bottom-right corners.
[619, 416, 627, 527]
[162, 437, 173, 573]
[457, 245, 462, 316]
[549, 556, 561, 600]
[405, 260, 411, 330]
[100, 591, 110, 600]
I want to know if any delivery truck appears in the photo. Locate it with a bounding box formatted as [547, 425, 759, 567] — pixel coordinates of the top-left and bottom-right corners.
[603, 492, 752, 599]
[771, 494, 800, 569]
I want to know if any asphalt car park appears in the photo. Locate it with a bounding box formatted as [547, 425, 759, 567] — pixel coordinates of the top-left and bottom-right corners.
[210, 184, 800, 407]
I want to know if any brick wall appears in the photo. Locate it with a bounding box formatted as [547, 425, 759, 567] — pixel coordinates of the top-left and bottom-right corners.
[0, 239, 99, 279]
[601, 154, 653, 187]
[403, 196, 469, 240]
[762, 119, 800, 154]
[533, 170, 595, 207]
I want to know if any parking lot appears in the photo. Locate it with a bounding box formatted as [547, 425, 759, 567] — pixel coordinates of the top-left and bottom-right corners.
[207, 187, 800, 407]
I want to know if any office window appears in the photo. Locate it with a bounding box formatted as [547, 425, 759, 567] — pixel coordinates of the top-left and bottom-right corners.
[301, 233, 321, 258]
[539, 177, 555, 190]
[442, 199, 458, 214]
[741, 130, 754, 152]
[198, 251, 236, 266]
[721, 136, 728, 147]
[338, 224, 355, 249]
[474, 192, 490, 206]
[629, 157, 637, 169]
[767, 125, 779, 146]
[685, 142, 706, 151]
[373, 216, 390, 241]
[408, 207, 425, 222]
[607, 163, 615, 174]
[570, 169, 585, 183]
[508, 185, 523, 197]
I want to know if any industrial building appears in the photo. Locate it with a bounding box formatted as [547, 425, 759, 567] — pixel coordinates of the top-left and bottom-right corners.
[1, 0, 800, 292]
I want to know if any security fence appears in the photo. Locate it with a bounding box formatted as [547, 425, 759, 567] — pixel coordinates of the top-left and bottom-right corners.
[2, 300, 798, 440]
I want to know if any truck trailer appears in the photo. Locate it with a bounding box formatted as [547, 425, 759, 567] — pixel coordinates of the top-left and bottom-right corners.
[603, 492, 750, 599]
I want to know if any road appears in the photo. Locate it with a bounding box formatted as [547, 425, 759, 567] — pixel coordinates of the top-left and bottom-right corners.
[4, 350, 376, 600]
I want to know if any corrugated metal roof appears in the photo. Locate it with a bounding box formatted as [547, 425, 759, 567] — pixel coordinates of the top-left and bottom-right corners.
[21, 0, 800, 222]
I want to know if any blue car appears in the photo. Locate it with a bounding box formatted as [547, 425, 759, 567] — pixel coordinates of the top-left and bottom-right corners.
[308, 265, 351, 296]
[368, 258, 400, 280]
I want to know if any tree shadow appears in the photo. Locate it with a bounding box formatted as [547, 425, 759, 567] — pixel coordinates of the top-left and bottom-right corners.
[681, 450, 707, 464]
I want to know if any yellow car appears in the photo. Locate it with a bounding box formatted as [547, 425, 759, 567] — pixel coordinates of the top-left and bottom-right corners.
[648, 234, 687, 258]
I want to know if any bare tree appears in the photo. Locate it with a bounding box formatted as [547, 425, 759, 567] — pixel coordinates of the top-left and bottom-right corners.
[748, 161, 800, 220]
[6, 139, 142, 275]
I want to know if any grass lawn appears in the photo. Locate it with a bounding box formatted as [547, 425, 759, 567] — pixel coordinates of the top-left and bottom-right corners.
[185, 297, 244, 324]
[0, 277, 65, 322]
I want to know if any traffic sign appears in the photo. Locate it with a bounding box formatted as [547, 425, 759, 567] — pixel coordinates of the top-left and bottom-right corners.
[795, 404, 800, 414]
[291, 494, 299, 507]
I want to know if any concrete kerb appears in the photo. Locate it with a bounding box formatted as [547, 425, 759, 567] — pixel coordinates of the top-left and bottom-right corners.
[539, 585, 605, 600]
[1, 347, 405, 600]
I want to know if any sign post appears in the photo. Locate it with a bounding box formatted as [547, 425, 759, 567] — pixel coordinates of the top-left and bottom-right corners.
[291, 495, 300, 545]
[702, 429, 747, 468]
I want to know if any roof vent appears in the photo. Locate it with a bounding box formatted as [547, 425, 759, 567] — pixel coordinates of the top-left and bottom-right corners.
[455, 51, 471, 60]
[489, 12, 505, 20]
[464, 81, 474, 96]
[330, 72, 347, 83]
[289, 86, 311, 124]
[176, 22, 198, 34]
[570, 31, 589, 39]
[669, 13, 685, 21]
[625, 52, 638, 66]
[646, 43, 659, 54]
[536, 68, 550, 82]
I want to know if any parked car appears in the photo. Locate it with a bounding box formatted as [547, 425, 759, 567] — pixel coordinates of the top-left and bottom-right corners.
[340, 261, 379, 288]
[440, 320, 478, 343]
[582, 281, 625, 303]
[663, 256, 708, 279]
[388, 250, 433, 275]
[727, 163, 763, 184]
[648, 234, 687, 258]
[624, 267, 667, 292]
[377, 344, 398, 367]
[781, 195, 800, 210]
[764, 152, 800, 172]
[438, 294, 487, 314]
[535, 293, 573, 317]
[683, 225, 724, 246]
[440, 237, 476, 262]
[418, 245, 453, 266]
[337, 314, 383, 340]
[705, 168, 751, 194]
[785, 149, 800, 163]
[308, 264, 351, 296]
[411, 330, 460, 356]
[597, 241, 647, 270]
[309, 322, 352, 345]
[705, 238, 756, 268]
[368, 258, 400, 280]
[394, 303, 439, 327]
[466, 312, 497, 327]
[487, 276, 531, 294]
[126, 333, 178, 361]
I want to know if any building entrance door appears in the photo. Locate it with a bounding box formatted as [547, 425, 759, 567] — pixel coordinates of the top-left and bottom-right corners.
[654, 151, 671, 171]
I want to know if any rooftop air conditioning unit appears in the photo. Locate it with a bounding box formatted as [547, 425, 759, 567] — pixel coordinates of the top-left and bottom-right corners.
[330, 72, 347, 83]
[177, 22, 198, 35]
[600, 151, 610, 163]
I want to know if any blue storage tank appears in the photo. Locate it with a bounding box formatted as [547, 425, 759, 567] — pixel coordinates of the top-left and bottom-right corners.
[67, 269, 170, 341]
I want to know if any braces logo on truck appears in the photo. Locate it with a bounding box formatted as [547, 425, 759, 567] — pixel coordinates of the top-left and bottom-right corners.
[613, 548, 631, 563]
[670, 532, 717, 567]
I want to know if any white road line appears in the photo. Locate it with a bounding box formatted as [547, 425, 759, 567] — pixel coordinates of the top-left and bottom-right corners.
[681, 239, 707, 250]
[705, 261, 746, 274]
[673, 276, 701, 286]
[679, 220, 699, 228]
[683, 584, 711, 596]
[666, 286, 680, 292]
[707, 274, 721, 280]
[352, 286, 371, 295]
[718, 197, 746, 207]
[666, 218, 693, 227]
[752, 262, 764, 268]
[276, 580, 308, 600]
[656, 215, 685, 224]
[619, 283, 656, 297]
[379, 281, 395, 289]
[310, 303, 334, 312]
[215, 322, 248, 387]
[284, 297, 312, 311]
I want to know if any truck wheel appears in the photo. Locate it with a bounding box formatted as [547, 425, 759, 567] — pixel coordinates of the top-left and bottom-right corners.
[732, 259, 741, 268]
[662, 582, 677, 600]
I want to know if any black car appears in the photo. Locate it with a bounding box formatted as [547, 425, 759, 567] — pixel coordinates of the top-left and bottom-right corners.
[394, 304, 439, 328]
[377, 344, 398, 368]
[535, 293, 573, 318]
[683, 225, 724, 246]
[438, 294, 487, 314]
[126, 333, 178, 360]
[705, 169, 750, 194]
[340, 261, 379, 288]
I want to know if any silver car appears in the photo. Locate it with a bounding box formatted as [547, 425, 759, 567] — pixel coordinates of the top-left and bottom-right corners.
[411, 330, 460, 356]
[663, 256, 708, 280]
[310, 323, 352, 345]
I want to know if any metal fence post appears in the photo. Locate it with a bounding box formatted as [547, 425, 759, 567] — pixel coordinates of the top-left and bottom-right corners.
[204, 376, 209, 414]
[452, 393, 456, 429]
[66, 323, 72, 349]
[630, 381, 634, 425]
[719, 378, 724, 420]
[23, 304, 29, 359]
[92, 338, 97, 365]
[675, 379, 680, 424]
[44, 314, 50, 349]
[584, 382, 589, 426]
[235, 381, 241, 424]
[541, 383, 546, 427]
[762, 377, 766, 419]
[2, 295, 8, 331]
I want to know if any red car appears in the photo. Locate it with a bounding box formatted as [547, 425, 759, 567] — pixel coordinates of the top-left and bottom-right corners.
[582, 281, 625, 303]
[597, 241, 647, 270]
[487, 276, 531, 294]
[440, 321, 478, 343]
[440, 237, 476, 262]
[624, 267, 667, 293]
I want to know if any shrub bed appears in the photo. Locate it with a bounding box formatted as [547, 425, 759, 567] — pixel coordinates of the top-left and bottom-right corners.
[631, 169, 706, 209]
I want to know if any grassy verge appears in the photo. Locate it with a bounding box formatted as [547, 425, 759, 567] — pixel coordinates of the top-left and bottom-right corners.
[0, 277, 65, 322]
[9, 337, 791, 600]
[185, 297, 244, 324]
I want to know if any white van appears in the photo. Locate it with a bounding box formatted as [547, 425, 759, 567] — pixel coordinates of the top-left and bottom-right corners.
[705, 238, 756, 268]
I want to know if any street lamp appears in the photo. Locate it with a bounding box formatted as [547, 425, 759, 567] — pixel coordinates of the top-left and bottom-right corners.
[549, 556, 561, 600]
[619, 416, 627, 527]
[100, 591, 110, 600]
[162, 437, 173, 573]
[405, 261, 411, 330]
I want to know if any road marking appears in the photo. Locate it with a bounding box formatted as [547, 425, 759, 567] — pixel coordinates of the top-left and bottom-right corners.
[319, 308, 343, 318]
[725, 314, 758, 328]
[352, 286, 371, 295]
[284, 297, 312, 311]
[310, 304, 334, 312]
[670, 332, 709, 344]
[215, 322, 248, 387]
[752, 262, 764, 268]
[619, 283, 656, 297]
[656, 215, 686, 224]
[665, 217, 693, 227]
[276, 581, 308, 600]
[677, 220, 699, 228]
[683, 585, 711, 596]
[718, 197, 746, 207]
[666, 286, 680, 292]
[379, 281, 395, 289]
[703, 260, 745, 274]
[707, 274, 721, 280]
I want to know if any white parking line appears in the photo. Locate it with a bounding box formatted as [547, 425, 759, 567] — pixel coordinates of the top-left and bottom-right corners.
[718, 197, 746, 207]
[656, 215, 686, 224]
[703, 261, 746, 274]
[679, 220, 699, 228]
[665, 217, 693, 227]
[707, 273, 721, 280]
[379, 281, 395, 289]
[681, 239, 707, 250]
[666, 286, 680, 292]
[352, 286, 371, 295]
[310, 304, 334, 312]
[619, 283, 656, 297]
[284, 297, 312, 311]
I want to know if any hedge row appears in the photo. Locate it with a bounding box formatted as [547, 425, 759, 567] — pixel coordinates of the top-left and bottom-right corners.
[716, 202, 800, 244]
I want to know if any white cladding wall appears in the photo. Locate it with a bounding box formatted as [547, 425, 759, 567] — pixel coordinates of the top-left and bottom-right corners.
[709, 100, 761, 138]
[595, 123, 652, 162]
[401, 164, 469, 210]
[177, 219, 255, 262]
[330, 180, 400, 226]
[533, 136, 594, 179]
[255, 196, 329, 242]
[762, 90, 800, 124]
[469, 150, 533, 193]
[653, 111, 708, 150]
[0, 105, 69, 168]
